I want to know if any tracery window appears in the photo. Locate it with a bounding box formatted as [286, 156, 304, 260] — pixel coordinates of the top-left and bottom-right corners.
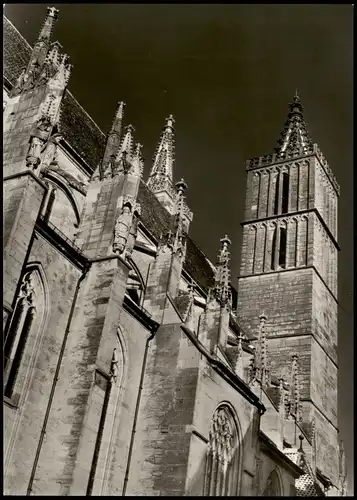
[204, 405, 240, 496]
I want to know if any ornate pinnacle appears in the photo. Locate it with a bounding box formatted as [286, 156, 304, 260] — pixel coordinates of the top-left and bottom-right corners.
[117, 124, 135, 161]
[288, 354, 302, 421]
[147, 115, 175, 196]
[111, 101, 125, 132]
[102, 101, 126, 168]
[213, 235, 231, 306]
[131, 142, 143, 177]
[251, 313, 270, 388]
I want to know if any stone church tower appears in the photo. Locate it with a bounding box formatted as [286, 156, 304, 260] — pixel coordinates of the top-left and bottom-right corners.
[237, 94, 340, 485]
[3, 7, 346, 497]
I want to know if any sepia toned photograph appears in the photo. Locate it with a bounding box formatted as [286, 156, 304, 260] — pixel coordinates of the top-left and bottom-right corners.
[3, 3, 353, 496]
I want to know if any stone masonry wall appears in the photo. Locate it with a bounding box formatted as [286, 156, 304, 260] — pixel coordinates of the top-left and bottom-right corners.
[4, 173, 46, 312]
[126, 322, 199, 496]
[3, 87, 47, 175]
[29, 257, 130, 495]
[4, 234, 81, 495]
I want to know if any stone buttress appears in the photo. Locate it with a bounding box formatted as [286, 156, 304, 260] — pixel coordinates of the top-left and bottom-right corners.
[28, 103, 146, 494]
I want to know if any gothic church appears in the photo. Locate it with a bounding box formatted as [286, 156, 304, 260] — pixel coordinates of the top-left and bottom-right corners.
[3, 7, 347, 496]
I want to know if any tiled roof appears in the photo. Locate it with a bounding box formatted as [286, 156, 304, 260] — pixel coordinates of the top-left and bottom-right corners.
[3, 15, 216, 293]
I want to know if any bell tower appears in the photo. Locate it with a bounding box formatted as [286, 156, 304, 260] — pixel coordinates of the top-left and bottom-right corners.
[237, 94, 340, 486]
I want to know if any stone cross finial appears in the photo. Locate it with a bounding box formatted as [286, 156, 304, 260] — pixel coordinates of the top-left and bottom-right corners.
[165, 114, 175, 129]
[220, 234, 231, 252]
[175, 178, 188, 195]
[116, 101, 126, 120]
[47, 6, 59, 18]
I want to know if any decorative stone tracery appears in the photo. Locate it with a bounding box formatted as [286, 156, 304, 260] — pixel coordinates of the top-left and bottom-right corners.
[204, 406, 240, 496]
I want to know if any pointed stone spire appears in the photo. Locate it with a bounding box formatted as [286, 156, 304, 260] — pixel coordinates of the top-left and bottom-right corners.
[147, 114, 176, 213]
[287, 354, 302, 421]
[117, 124, 135, 162]
[275, 93, 313, 157]
[251, 314, 270, 388]
[31, 6, 59, 68]
[102, 101, 126, 168]
[10, 7, 61, 97]
[213, 235, 232, 306]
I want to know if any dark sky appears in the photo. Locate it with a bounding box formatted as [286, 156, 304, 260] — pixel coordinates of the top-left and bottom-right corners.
[5, 3, 353, 493]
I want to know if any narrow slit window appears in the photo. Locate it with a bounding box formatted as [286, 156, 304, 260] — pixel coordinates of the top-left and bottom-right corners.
[279, 227, 287, 268]
[273, 175, 280, 215]
[271, 227, 277, 270]
[282, 173, 289, 213]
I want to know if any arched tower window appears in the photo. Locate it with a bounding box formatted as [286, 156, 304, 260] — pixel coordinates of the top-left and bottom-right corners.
[279, 227, 287, 268]
[273, 174, 280, 215]
[281, 172, 289, 213]
[204, 405, 240, 496]
[262, 469, 282, 496]
[271, 227, 277, 270]
[270, 224, 287, 271]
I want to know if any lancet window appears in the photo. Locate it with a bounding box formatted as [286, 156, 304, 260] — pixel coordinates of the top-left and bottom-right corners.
[270, 224, 287, 271]
[204, 405, 240, 496]
[273, 171, 290, 215]
[4, 268, 44, 400]
[262, 469, 282, 496]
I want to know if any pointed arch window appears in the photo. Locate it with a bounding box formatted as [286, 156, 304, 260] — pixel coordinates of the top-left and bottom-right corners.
[4, 269, 44, 401]
[204, 405, 240, 496]
[263, 469, 282, 496]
